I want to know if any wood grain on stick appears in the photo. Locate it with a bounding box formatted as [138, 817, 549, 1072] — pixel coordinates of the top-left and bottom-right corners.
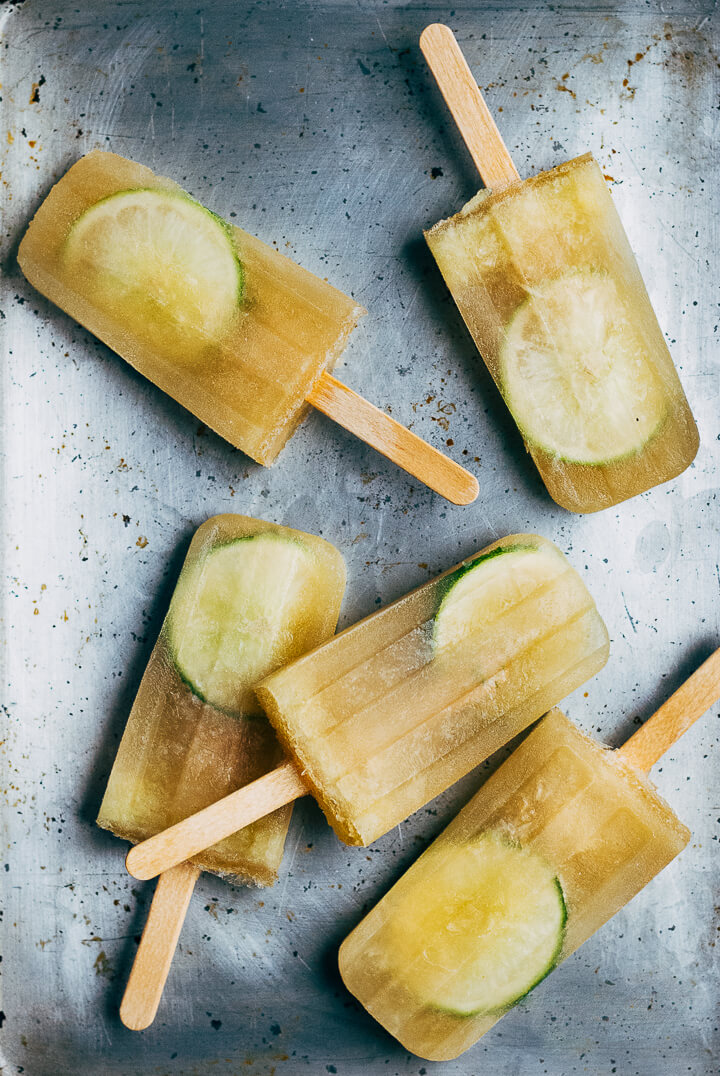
[125, 760, 307, 881]
[618, 646, 720, 774]
[120, 862, 201, 1030]
[420, 23, 520, 190]
[307, 372, 478, 506]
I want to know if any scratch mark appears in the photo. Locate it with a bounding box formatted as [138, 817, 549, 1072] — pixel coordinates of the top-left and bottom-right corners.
[657, 221, 702, 268]
[616, 140, 648, 185]
[621, 591, 637, 634]
[276, 817, 303, 921]
[374, 13, 393, 57]
[294, 951, 312, 973]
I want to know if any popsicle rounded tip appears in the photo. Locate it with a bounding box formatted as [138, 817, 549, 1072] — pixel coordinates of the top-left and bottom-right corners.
[419, 23, 455, 49]
[449, 470, 480, 506]
[119, 999, 156, 1032]
[125, 845, 156, 881]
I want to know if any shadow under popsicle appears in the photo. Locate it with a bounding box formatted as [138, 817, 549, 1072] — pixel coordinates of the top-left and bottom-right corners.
[400, 230, 548, 508]
[608, 634, 717, 751]
[78, 527, 195, 834]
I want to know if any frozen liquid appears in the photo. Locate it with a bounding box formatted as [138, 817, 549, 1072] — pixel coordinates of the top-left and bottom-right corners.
[97, 514, 345, 885]
[339, 707, 690, 1060]
[18, 151, 365, 465]
[257, 535, 609, 846]
[426, 155, 698, 512]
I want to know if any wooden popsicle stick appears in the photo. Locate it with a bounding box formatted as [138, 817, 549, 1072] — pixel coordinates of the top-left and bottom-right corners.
[306, 372, 478, 506]
[420, 23, 520, 190]
[120, 862, 201, 1030]
[124, 647, 720, 888]
[126, 760, 308, 881]
[617, 647, 720, 775]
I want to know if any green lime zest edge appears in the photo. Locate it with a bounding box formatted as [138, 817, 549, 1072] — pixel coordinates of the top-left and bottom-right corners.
[428, 833, 568, 1020]
[65, 185, 245, 306]
[434, 542, 539, 612]
[163, 531, 310, 713]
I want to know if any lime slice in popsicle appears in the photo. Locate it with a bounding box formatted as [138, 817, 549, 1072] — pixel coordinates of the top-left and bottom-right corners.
[167, 533, 315, 713]
[500, 270, 667, 464]
[434, 543, 562, 651]
[64, 188, 242, 361]
[384, 832, 566, 1016]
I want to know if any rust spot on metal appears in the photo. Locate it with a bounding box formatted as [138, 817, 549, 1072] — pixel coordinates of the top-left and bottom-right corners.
[29, 75, 45, 104]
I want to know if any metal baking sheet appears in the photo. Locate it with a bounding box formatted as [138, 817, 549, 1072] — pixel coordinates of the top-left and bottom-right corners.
[1, 1, 718, 1073]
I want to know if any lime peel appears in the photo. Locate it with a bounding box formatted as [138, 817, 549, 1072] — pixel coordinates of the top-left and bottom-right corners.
[384, 832, 566, 1016]
[64, 186, 243, 361]
[166, 532, 316, 714]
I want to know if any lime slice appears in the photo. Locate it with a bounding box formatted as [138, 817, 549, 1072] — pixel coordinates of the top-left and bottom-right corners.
[166, 533, 316, 713]
[384, 832, 566, 1016]
[64, 188, 242, 361]
[434, 544, 563, 651]
[500, 270, 667, 464]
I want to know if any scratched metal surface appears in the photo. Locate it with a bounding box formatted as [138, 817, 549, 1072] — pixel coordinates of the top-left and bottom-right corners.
[1, 0, 718, 1073]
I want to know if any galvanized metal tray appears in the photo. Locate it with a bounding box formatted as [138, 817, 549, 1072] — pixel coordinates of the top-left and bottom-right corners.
[1, 1, 718, 1073]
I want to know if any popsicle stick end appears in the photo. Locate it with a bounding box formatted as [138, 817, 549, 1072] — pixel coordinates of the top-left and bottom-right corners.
[617, 645, 720, 773]
[126, 845, 154, 881]
[120, 999, 155, 1032]
[419, 21, 520, 190]
[419, 23, 455, 52]
[119, 862, 201, 1030]
[307, 372, 479, 505]
[450, 471, 480, 506]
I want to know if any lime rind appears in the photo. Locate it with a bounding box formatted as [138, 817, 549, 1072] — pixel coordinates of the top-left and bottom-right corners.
[433, 544, 539, 650]
[435, 865, 567, 1019]
[67, 186, 245, 301]
[435, 544, 533, 605]
[502, 875, 567, 1012]
[165, 534, 254, 710]
[64, 186, 243, 357]
[165, 532, 313, 715]
[517, 404, 669, 469]
[385, 831, 567, 1019]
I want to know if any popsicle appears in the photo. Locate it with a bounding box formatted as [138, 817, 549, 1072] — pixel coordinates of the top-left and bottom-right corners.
[420, 24, 698, 512]
[98, 513, 345, 1028]
[17, 150, 478, 505]
[338, 647, 720, 1061]
[125, 533, 609, 880]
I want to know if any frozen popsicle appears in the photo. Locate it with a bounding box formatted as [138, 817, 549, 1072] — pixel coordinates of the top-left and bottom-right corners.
[338, 646, 720, 1060]
[98, 513, 345, 1028]
[125, 533, 609, 880]
[420, 24, 698, 512]
[18, 150, 478, 504]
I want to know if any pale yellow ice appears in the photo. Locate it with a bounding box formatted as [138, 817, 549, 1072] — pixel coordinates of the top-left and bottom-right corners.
[257, 535, 609, 846]
[97, 514, 345, 886]
[426, 154, 698, 512]
[18, 151, 365, 465]
[339, 708, 690, 1060]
